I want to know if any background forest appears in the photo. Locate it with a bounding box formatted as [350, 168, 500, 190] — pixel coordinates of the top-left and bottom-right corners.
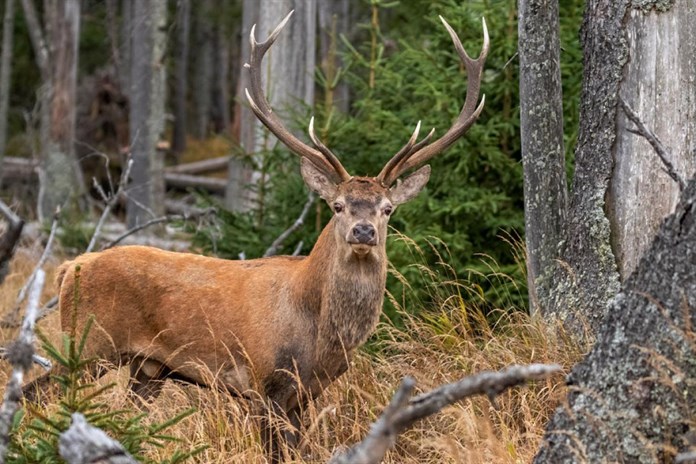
[0, 0, 583, 316]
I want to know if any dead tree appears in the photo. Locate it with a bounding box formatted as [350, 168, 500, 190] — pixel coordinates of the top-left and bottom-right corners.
[534, 163, 696, 462]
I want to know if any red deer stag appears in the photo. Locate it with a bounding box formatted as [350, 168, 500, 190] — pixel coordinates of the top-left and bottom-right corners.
[32, 10, 488, 460]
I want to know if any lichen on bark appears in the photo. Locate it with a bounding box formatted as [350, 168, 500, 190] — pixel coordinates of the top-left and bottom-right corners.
[534, 176, 696, 463]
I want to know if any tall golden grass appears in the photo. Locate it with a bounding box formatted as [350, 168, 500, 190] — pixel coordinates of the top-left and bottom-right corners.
[0, 238, 587, 463]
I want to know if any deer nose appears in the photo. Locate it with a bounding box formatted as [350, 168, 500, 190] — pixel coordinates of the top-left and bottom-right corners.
[352, 223, 376, 244]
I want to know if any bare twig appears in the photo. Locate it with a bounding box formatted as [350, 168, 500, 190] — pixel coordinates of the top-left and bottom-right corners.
[0, 268, 45, 461]
[676, 451, 696, 464]
[86, 159, 133, 253]
[292, 240, 304, 256]
[59, 413, 137, 464]
[101, 208, 216, 250]
[0, 199, 24, 286]
[329, 363, 562, 464]
[264, 192, 315, 257]
[619, 97, 686, 191]
[0, 346, 51, 371]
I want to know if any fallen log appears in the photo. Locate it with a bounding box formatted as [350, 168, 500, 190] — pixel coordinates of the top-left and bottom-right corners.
[166, 156, 229, 174]
[163, 172, 226, 194]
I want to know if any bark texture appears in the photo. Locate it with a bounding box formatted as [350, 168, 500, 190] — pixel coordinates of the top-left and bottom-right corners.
[607, 1, 696, 280]
[226, 0, 317, 212]
[537, 0, 629, 334]
[0, 0, 15, 177]
[126, 0, 167, 227]
[171, 0, 190, 155]
[534, 174, 696, 463]
[518, 0, 567, 312]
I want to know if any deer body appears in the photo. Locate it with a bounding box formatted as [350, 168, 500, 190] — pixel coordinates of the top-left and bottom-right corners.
[38, 11, 488, 461]
[56, 207, 386, 408]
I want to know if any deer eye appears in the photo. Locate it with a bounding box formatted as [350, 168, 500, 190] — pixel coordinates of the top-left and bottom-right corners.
[383, 205, 393, 216]
[333, 202, 344, 213]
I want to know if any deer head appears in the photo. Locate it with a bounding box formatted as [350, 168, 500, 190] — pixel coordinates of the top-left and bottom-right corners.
[245, 11, 489, 260]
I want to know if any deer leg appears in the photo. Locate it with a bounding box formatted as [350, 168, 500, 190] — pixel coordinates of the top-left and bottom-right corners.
[128, 357, 168, 402]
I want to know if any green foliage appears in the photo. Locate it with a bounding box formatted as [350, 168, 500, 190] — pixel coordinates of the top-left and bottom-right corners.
[193, 0, 584, 317]
[7, 271, 205, 463]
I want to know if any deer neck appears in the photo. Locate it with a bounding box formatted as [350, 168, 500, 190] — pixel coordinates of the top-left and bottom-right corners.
[298, 218, 387, 354]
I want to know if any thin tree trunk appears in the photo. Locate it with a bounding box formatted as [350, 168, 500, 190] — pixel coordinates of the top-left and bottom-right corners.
[211, 19, 231, 135]
[518, 0, 567, 313]
[119, 0, 132, 92]
[126, 0, 167, 228]
[171, 0, 190, 155]
[226, 0, 258, 212]
[318, 0, 350, 114]
[0, 0, 15, 180]
[191, 0, 212, 139]
[225, 0, 317, 212]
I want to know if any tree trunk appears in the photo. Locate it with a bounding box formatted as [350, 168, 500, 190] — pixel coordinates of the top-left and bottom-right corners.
[0, 0, 15, 181]
[537, 0, 629, 335]
[191, 0, 213, 140]
[119, 0, 132, 92]
[534, 172, 696, 463]
[517, 0, 567, 313]
[211, 18, 231, 135]
[126, 0, 167, 228]
[225, 0, 317, 212]
[171, 0, 190, 155]
[318, 0, 350, 114]
[607, 1, 696, 280]
[38, 0, 85, 219]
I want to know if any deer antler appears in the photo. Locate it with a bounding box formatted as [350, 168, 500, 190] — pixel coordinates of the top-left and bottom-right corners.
[377, 17, 489, 187]
[244, 11, 351, 183]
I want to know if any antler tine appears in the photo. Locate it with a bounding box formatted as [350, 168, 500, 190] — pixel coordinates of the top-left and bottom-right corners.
[308, 117, 351, 181]
[381, 17, 489, 186]
[244, 10, 349, 182]
[376, 121, 435, 186]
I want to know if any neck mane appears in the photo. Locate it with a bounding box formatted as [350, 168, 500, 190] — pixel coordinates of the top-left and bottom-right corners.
[296, 217, 387, 355]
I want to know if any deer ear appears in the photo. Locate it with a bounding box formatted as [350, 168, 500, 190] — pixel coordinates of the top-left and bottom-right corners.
[301, 157, 338, 200]
[390, 165, 431, 205]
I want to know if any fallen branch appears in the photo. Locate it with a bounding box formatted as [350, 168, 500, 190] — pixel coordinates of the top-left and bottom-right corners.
[0, 268, 45, 461]
[59, 413, 137, 464]
[164, 172, 227, 194]
[329, 363, 562, 464]
[101, 208, 216, 250]
[86, 158, 133, 253]
[264, 192, 315, 257]
[619, 97, 686, 191]
[166, 156, 229, 174]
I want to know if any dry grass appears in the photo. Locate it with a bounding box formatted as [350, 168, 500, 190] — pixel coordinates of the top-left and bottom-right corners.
[0, 245, 587, 463]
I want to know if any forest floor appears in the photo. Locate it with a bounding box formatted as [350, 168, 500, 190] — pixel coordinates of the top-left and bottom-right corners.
[0, 244, 588, 463]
